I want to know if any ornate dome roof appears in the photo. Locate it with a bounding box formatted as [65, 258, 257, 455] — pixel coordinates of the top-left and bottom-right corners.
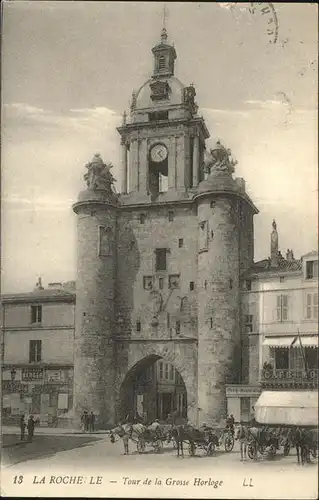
[134, 76, 185, 110]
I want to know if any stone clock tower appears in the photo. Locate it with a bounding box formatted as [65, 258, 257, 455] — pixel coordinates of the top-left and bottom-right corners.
[72, 28, 258, 428]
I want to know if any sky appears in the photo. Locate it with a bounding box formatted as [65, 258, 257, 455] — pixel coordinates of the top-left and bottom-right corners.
[1, 1, 318, 293]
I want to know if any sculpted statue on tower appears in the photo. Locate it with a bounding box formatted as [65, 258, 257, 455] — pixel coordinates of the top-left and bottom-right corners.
[205, 140, 238, 175]
[84, 153, 117, 193]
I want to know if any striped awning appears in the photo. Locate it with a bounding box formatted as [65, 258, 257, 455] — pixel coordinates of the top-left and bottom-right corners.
[263, 336, 318, 348]
[255, 390, 319, 426]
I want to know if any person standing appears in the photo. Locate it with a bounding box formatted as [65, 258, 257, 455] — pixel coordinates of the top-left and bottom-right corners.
[27, 415, 35, 442]
[236, 421, 248, 461]
[89, 411, 95, 432]
[20, 415, 26, 441]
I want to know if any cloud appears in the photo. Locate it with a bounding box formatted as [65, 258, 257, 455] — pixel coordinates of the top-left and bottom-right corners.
[3, 103, 120, 134]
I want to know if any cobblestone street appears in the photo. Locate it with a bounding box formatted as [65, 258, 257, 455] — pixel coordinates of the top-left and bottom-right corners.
[2, 433, 318, 498]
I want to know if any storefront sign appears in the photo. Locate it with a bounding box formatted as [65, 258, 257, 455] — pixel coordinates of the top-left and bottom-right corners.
[47, 370, 66, 383]
[22, 368, 44, 381]
[226, 385, 261, 397]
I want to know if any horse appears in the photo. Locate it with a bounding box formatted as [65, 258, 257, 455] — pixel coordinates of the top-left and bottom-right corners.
[291, 428, 318, 465]
[110, 423, 147, 454]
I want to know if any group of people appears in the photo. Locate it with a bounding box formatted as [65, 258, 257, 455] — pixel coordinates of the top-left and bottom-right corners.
[19, 414, 36, 442]
[80, 410, 96, 432]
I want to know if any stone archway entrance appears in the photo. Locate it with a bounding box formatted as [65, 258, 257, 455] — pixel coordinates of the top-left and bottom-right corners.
[119, 355, 187, 424]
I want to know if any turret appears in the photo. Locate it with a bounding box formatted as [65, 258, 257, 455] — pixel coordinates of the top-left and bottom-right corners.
[194, 141, 258, 424]
[72, 154, 119, 428]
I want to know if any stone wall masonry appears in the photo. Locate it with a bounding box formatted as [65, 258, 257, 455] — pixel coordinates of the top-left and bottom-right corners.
[73, 203, 117, 426]
[197, 195, 241, 424]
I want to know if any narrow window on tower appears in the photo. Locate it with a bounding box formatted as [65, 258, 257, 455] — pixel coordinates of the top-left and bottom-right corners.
[190, 281, 195, 291]
[155, 248, 167, 271]
[136, 320, 141, 332]
[168, 211, 174, 222]
[139, 213, 146, 224]
[229, 279, 233, 289]
[211, 230, 214, 239]
[158, 55, 166, 70]
[210, 318, 213, 329]
[175, 320, 181, 335]
[199, 221, 208, 251]
[158, 277, 164, 290]
[178, 238, 184, 248]
[98, 226, 112, 257]
[210, 200, 216, 209]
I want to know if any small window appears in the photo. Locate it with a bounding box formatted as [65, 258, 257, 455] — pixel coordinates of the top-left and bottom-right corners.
[305, 293, 318, 320]
[168, 211, 174, 222]
[31, 305, 42, 324]
[276, 295, 288, 321]
[279, 276, 285, 283]
[165, 363, 169, 379]
[159, 362, 163, 379]
[204, 280, 208, 289]
[178, 238, 183, 248]
[210, 200, 216, 209]
[158, 277, 164, 290]
[199, 221, 208, 251]
[211, 230, 214, 239]
[229, 279, 233, 289]
[190, 281, 195, 291]
[169, 364, 174, 381]
[210, 318, 213, 329]
[167, 313, 170, 328]
[169, 274, 180, 289]
[29, 340, 42, 363]
[244, 315, 253, 333]
[140, 213, 146, 224]
[306, 260, 318, 279]
[275, 348, 289, 370]
[245, 280, 252, 291]
[155, 248, 167, 271]
[136, 320, 141, 332]
[143, 276, 153, 290]
[176, 320, 181, 335]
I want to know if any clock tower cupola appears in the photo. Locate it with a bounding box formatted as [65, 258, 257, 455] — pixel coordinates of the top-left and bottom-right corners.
[117, 26, 209, 202]
[152, 28, 177, 78]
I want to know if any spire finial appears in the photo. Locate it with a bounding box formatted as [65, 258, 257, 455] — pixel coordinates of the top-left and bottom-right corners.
[161, 4, 168, 42]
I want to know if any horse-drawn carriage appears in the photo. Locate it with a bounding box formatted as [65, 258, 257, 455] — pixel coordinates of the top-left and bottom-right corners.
[252, 390, 318, 464]
[110, 422, 168, 454]
[246, 426, 291, 460]
[169, 424, 234, 457]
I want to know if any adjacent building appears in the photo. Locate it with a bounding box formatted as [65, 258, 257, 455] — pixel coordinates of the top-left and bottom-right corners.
[1, 280, 75, 425]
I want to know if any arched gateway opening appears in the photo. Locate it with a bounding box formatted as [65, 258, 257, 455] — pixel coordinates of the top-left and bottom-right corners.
[119, 355, 187, 423]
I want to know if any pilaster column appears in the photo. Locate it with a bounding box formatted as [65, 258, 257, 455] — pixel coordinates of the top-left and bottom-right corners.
[193, 135, 199, 187]
[121, 141, 128, 194]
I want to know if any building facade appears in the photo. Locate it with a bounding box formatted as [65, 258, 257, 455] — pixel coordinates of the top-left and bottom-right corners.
[1, 281, 75, 425]
[226, 226, 318, 421]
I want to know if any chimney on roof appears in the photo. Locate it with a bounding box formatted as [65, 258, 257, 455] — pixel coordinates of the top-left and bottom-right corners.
[270, 220, 279, 267]
[35, 277, 44, 290]
[286, 249, 294, 261]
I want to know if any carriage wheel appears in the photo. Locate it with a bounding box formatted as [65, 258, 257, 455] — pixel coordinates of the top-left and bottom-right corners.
[154, 440, 161, 453]
[188, 443, 196, 456]
[225, 434, 234, 452]
[283, 442, 290, 456]
[247, 443, 256, 460]
[206, 442, 215, 456]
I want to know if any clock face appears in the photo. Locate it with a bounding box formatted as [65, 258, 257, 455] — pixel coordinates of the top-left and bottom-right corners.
[150, 144, 168, 163]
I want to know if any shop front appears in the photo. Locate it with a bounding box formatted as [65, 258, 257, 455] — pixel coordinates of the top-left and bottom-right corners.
[226, 385, 261, 422]
[1, 365, 73, 425]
